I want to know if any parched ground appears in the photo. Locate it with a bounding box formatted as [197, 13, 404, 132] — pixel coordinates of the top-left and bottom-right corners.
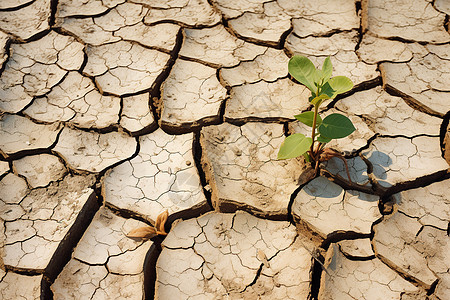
[0, 0, 449, 299]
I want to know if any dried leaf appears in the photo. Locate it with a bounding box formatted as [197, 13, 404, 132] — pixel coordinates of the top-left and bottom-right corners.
[155, 210, 169, 235]
[257, 249, 270, 268]
[127, 226, 157, 240]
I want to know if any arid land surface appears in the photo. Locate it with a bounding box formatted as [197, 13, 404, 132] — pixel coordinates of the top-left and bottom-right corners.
[0, 0, 449, 299]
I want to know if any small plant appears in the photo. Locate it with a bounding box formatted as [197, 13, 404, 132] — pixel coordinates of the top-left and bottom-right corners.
[278, 56, 355, 177]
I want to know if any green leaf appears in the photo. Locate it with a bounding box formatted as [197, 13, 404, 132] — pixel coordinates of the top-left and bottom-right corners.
[319, 81, 335, 98]
[313, 69, 323, 85]
[322, 57, 332, 82]
[310, 94, 330, 106]
[278, 133, 313, 160]
[318, 113, 356, 139]
[328, 76, 353, 98]
[294, 111, 322, 127]
[288, 56, 316, 92]
[317, 135, 332, 144]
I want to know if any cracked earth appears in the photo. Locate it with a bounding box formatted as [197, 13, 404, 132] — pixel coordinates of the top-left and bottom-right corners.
[0, 0, 449, 299]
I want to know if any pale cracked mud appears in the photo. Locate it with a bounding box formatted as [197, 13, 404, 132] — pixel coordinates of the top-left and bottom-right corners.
[0, 0, 449, 299]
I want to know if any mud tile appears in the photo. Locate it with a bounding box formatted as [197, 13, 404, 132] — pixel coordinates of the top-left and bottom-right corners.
[115, 23, 180, 50]
[1, 62, 64, 114]
[52, 207, 150, 299]
[52, 260, 108, 299]
[162, 218, 202, 249]
[0, 222, 5, 257]
[56, 0, 125, 18]
[286, 31, 379, 86]
[0, 161, 9, 176]
[201, 122, 306, 215]
[156, 211, 311, 299]
[357, 34, 413, 64]
[0, 31, 8, 70]
[24, 71, 120, 129]
[381, 43, 450, 115]
[107, 241, 151, 274]
[0, 31, 84, 113]
[362, 136, 448, 187]
[57, 17, 121, 46]
[0, 0, 50, 40]
[52, 259, 145, 299]
[434, 0, 450, 14]
[1, 174, 95, 270]
[395, 179, 450, 231]
[444, 122, 450, 165]
[210, 0, 265, 19]
[180, 24, 266, 67]
[366, 0, 449, 43]
[435, 273, 450, 300]
[93, 2, 148, 30]
[426, 44, 450, 60]
[53, 127, 136, 173]
[73, 207, 151, 269]
[221, 48, 289, 86]
[373, 213, 449, 289]
[0, 114, 61, 156]
[228, 2, 291, 45]
[94, 273, 145, 299]
[58, 2, 180, 50]
[143, 0, 221, 26]
[278, 0, 359, 37]
[0, 0, 34, 9]
[257, 241, 311, 299]
[292, 177, 381, 238]
[225, 78, 310, 120]
[157, 248, 206, 298]
[120, 93, 156, 134]
[104, 128, 206, 221]
[338, 238, 374, 258]
[0, 271, 42, 300]
[0, 203, 25, 223]
[13, 154, 66, 188]
[84, 41, 170, 96]
[0, 173, 28, 205]
[335, 87, 442, 136]
[319, 244, 420, 299]
[5, 30, 85, 70]
[372, 178, 450, 289]
[160, 59, 227, 128]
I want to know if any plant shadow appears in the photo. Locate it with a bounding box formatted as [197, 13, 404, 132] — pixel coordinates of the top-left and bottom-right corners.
[299, 150, 395, 199]
[322, 150, 394, 188]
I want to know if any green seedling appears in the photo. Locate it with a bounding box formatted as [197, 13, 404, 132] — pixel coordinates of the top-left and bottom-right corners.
[278, 56, 355, 178]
